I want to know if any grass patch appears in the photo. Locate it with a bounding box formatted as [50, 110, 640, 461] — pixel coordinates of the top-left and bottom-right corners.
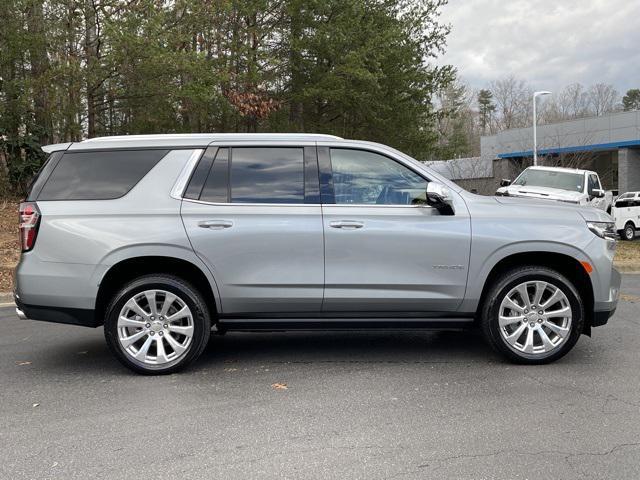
[614, 240, 640, 272]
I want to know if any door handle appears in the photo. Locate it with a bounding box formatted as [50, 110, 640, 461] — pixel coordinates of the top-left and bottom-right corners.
[329, 220, 364, 229]
[198, 220, 233, 230]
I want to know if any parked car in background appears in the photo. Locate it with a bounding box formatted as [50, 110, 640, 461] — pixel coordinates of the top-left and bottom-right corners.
[14, 134, 620, 374]
[612, 192, 640, 240]
[496, 166, 614, 212]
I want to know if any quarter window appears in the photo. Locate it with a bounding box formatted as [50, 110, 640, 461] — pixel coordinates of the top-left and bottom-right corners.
[329, 149, 428, 205]
[37, 149, 168, 200]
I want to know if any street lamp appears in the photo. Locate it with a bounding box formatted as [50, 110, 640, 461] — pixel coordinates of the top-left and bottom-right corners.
[533, 90, 551, 166]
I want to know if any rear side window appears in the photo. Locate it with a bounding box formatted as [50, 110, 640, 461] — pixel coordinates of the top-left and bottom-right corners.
[231, 148, 304, 204]
[37, 149, 168, 200]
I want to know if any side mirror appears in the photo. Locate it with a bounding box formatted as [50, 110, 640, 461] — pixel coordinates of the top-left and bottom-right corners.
[500, 179, 511, 187]
[426, 182, 453, 212]
[592, 188, 605, 198]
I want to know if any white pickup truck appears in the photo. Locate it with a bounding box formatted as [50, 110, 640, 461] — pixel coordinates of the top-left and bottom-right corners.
[496, 166, 614, 212]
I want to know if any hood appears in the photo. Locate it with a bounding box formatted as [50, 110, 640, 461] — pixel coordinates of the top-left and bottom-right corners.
[502, 185, 583, 201]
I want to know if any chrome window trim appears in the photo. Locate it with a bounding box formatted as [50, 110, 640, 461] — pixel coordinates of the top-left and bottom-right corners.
[170, 149, 204, 200]
[181, 197, 433, 209]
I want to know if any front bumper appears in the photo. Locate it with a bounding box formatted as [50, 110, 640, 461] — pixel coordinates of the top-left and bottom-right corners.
[591, 267, 621, 327]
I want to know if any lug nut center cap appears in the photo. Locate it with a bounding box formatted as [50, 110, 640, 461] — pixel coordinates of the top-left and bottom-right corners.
[150, 321, 163, 333]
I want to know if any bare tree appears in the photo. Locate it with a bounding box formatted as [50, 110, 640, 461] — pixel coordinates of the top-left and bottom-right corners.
[488, 76, 532, 130]
[540, 83, 590, 123]
[587, 83, 620, 116]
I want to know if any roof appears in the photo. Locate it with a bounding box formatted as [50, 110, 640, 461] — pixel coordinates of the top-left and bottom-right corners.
[526, 166, 593, 175]
[43, 133, 343, 152]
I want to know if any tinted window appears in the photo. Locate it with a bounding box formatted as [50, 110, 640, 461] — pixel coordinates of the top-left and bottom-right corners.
[184, 147, 216, 200]
[231, 148, 304, 204]
[200, 148, 229, 203]
[588, 174, 600, 194]
[38, 149, 167, 200]
[329, 149, 428, 205]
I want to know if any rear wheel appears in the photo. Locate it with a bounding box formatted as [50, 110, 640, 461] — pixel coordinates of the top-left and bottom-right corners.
[104, 274, 211, 374]
[480, 266, 584, 364]
[623, 222, 635, 241]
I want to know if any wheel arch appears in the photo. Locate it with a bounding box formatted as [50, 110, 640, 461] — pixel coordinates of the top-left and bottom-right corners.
[476, 251, 595, 334]
[94, 255, 219, 327]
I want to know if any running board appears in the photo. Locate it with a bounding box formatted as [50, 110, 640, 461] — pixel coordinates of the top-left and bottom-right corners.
[217, 317, 475, 331]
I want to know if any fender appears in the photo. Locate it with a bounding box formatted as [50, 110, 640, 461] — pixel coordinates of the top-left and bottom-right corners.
[460, 240, 598, 313]
[89, 244, 223, 310]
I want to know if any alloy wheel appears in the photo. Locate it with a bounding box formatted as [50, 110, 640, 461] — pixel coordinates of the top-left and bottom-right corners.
[117, 289, 194, 366]
[498, 281, 572, 355]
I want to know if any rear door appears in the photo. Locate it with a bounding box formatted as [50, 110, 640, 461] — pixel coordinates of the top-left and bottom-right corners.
[181, 143, 324, 314]
[319, 145, 471, 313]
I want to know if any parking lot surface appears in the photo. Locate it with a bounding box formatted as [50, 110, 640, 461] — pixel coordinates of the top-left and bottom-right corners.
[2, 275, 640, 479]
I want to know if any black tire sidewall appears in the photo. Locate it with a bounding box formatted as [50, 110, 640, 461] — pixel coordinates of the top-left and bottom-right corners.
[482, 267, 584, 364]
[624, 224, 635, 241]
[104, 275, 211, 375]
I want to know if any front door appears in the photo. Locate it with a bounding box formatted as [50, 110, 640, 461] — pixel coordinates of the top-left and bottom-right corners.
[181, 145, 324, 314]
[320, 147, 471, 313]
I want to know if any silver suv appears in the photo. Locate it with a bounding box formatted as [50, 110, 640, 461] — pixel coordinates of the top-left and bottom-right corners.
[15, 134, 620, 374]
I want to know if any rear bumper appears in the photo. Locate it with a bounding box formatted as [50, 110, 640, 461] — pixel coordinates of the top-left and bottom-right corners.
[14, 295, 99, 327]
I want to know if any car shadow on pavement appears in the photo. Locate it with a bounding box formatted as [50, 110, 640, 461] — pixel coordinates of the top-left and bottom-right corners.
[197, 329, 500, 368]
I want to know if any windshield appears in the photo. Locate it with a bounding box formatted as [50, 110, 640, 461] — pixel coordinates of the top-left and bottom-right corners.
[512, 169, 584, 192]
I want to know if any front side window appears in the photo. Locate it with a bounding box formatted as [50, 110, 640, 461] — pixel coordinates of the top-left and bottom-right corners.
[37, 149, 168, 200]
[329, 149, 428, 205]
[588, 174, 601, 194]
[231, 148, 304, 204]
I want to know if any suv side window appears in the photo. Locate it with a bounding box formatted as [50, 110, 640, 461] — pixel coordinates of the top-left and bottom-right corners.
[231, 148, 304, 204]
[329, 148, 428, 205]
[37, 149, 168, 200]
[191, 147, 311, 204]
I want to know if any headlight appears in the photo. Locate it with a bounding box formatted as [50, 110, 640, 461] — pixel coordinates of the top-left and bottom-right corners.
[586, 221, 616, 239]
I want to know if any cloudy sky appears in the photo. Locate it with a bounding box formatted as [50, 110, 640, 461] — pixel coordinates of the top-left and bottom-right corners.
[436, 0, 640, 94]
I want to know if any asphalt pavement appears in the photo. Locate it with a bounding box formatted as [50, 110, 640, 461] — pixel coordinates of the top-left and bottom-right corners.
[2, 276, 640, 479]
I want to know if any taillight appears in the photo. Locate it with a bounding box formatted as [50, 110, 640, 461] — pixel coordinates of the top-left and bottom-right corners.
[19, 202, 41, 252]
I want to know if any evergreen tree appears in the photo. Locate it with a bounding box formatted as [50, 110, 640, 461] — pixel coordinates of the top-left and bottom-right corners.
[477, 89, 495, 135]
[622, 89, 640, 111]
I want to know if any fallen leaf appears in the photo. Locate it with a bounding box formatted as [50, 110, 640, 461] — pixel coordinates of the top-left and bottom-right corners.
[271, 383, 288, 391]
[32, 403, 40, 408]
[15, 361, 32, 366]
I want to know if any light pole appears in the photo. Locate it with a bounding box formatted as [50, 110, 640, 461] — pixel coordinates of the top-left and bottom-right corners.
[533, 90, 551, 166]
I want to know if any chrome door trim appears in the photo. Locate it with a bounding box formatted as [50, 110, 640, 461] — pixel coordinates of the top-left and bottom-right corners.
[170, 149, 204, 200]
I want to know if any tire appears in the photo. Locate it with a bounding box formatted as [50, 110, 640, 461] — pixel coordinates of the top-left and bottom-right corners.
[104, 274, 211, 375]
[623, 223, 635, 241]
[480, 266, 584, 364]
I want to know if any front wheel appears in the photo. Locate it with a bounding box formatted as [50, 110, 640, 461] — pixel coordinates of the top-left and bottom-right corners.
[480, 266, 584, 364]
[104, 274, 211, 375]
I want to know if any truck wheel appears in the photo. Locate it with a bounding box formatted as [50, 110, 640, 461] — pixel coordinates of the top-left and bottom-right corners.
[104, 274, 211, 375]
[623, 223, 635, 241]
[480, 266, 584, 364]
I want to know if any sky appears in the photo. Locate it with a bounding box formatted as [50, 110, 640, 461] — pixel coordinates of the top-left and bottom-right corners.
[436, 0, 640, 94]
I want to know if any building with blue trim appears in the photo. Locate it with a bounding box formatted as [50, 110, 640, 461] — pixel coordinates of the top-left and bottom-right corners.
[481, 110, 640, 194]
